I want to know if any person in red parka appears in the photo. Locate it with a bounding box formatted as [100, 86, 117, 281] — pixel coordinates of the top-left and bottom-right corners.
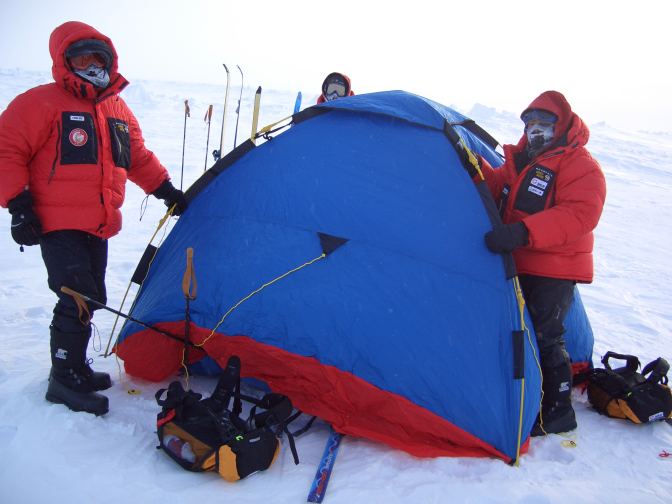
[480, 90, 606, 436]
[317, 72, 355, 103]
[0, 21, 187, 416]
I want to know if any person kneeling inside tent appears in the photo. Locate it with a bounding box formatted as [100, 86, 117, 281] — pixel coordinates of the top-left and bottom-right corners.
[479, 90, 606, 436]
[0, 21, 187, 416]
[317, 72, 355, 103]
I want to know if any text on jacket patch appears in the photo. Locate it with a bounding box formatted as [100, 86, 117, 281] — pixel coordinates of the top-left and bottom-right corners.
[527, 167, 553, 197]
[513, 164, 556, 214]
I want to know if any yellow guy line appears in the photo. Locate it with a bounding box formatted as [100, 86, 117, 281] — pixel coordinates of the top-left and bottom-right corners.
[197, 253, 326, 349]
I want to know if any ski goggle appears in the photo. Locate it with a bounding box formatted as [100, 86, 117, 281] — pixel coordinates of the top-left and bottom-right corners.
[68, 53, 107, 71]
[325, 81, 347, 98]
[521, 109, 557, 128]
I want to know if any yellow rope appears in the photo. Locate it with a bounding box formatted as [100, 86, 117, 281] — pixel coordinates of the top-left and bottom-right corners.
[106, 204, 176, 392]
[459, 138, 485, 181]
[196, 253, 326, 349]
[176, 252, 327, 388]
[512, 275, 526, 465]
[512, 275, 546, 461]
[104, 205, 176, 357]
[457, 136, 528, 463]
[181, 347, 191, 390]
[255, 114, 293, 137]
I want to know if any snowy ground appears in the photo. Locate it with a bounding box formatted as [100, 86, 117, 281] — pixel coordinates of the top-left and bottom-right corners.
[0, 68, 670, 503]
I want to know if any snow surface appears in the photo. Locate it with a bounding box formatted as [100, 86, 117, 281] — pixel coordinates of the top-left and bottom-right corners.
[0, 68, 671, 503]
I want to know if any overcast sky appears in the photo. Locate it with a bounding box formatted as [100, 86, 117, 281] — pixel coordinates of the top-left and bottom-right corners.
[1, 0, 670, 131]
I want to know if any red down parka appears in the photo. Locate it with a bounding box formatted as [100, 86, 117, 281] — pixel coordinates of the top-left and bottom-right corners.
[0, 21, 169, 239]
[481, 91, 606, 282]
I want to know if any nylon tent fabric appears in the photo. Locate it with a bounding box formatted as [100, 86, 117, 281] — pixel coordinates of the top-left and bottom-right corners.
[565, 287, 595, 372]
[115, 91, 590, 462]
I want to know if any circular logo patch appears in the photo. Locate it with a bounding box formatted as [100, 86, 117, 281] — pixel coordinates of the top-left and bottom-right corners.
[69, 128, 88, 147]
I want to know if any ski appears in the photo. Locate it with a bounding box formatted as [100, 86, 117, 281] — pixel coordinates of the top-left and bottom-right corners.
[294, 91, 302, 114]
[179, 99, 190, 191]
[233, 64, 244, 148]
[250, 86, 262, 143]
[213, 63, 230, 162]
[307, 427, 343, 503]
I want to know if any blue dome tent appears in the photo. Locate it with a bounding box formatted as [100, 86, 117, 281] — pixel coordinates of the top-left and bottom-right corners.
[116, 91, 593, 462]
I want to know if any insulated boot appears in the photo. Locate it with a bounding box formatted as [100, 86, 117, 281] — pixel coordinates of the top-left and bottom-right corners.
[531, 361, 577, 436]
[49, 363, 112, 392]
[531, 404, 576, 436]
[47, 325, 109, 415]
[50, 324, 112, 390]
[46, 367, 109, 416]
[82, 361, 112, 391]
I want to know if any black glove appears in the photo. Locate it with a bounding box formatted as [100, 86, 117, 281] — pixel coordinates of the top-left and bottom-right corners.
[484, 222, 529, 253]
[8, 190, 42, 246]
[152, 180, 188, 216]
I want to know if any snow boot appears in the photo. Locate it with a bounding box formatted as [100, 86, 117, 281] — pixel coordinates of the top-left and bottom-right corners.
[531, 404, 576, 436]
[50, 324, 112, 391]
[47, 326, 109, 415]
[49, 363, 111, 392]
[82, 361, 112, 391]
[46, 367, 109, 416]
[531, 362, 577, 436]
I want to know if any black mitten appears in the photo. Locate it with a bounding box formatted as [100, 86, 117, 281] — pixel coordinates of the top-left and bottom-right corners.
[484, 222, 528, 253]
[8, 190, 42, 246]
[152, 180, 188, 216]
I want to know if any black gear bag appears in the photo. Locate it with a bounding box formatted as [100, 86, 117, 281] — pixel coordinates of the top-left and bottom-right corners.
[587, 351, 672, 424]
[155, 355, 315, 481]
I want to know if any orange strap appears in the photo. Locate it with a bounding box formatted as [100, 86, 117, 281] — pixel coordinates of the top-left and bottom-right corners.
[60, 285, 91, 325]
[182, 247, 197, 300]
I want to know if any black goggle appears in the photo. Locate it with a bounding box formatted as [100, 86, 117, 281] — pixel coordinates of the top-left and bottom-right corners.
[325, 81, 347, 97]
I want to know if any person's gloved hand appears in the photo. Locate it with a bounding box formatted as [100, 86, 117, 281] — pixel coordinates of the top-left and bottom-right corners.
[152, 180, 188, 216]
[484, 222, 529, 253]
[8, 190, 42, 246]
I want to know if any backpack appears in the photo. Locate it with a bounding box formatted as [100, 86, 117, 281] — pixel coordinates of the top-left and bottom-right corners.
[155, 355, 314, 481]
[587, 351, 672, 424]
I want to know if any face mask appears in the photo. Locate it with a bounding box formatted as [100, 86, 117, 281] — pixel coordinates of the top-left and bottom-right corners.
[74, 64, 110, 88]
[325, 91, 341, 101]
[525, 122, 555, 153]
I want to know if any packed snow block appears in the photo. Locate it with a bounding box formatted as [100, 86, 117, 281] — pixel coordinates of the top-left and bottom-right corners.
[117, 91, 547, 462]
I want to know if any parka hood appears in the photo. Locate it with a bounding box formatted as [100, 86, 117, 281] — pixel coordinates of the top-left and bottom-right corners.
[317, 72, 355, 104]
[515, 90, 590, 154]
[48, 21, 122, 98]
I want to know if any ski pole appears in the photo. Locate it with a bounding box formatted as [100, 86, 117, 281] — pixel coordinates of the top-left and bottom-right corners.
[203, 104, 213, 171]
[60, 286, 193, 347]
[233, 64, 244, 148]
[214, 63, 230, 162]
[180, 99, 191, 191]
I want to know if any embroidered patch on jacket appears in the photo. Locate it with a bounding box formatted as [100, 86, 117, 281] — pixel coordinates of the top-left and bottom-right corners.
[69, 128, 89, 147]
[513, 164, 556, 214]
[527, 166, 553, 197]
